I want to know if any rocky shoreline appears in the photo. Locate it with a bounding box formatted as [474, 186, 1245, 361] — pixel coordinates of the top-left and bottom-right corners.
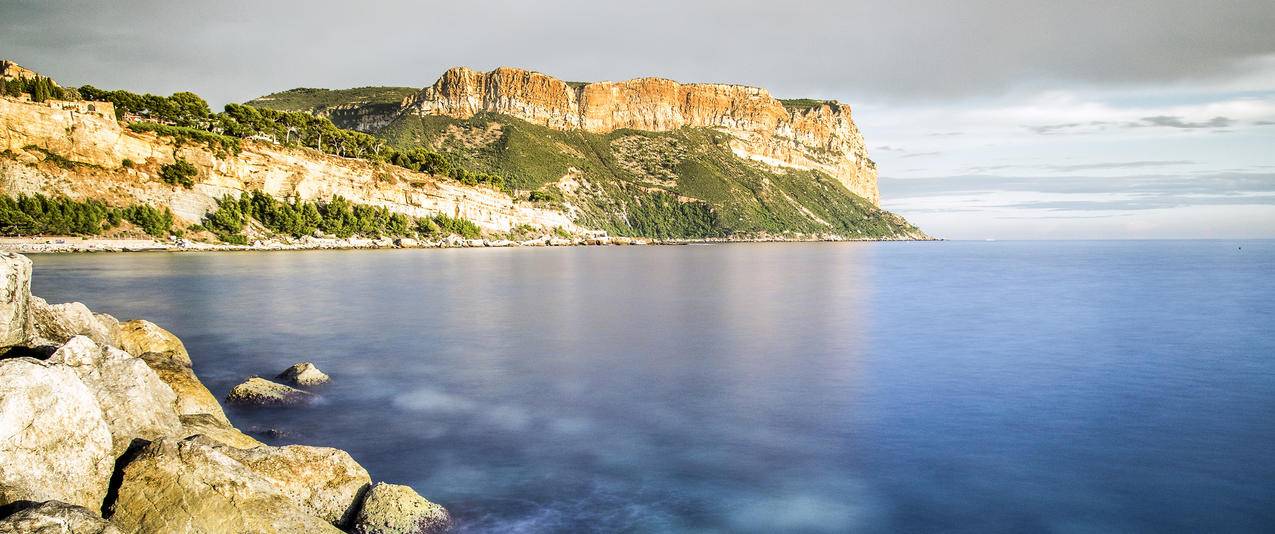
[0, 233, 932, 254]
[0, 252, 449, 533]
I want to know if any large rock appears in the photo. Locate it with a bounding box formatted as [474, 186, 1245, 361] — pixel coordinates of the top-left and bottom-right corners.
[351, 483, 452, 534]
[179, 413, 263, 450]
[198, 437, 371, 526]
[0, 252, 31, 348]
[0, 358, 114, 510]
[139, 349, 230, 425]
[108, 437, 342, 534]
[277, 362, 331, 387]
[113, 320, 190, 366]
[226, 376, 314, 406]
[0, 500, 120, 534]
[29, 297, 113, 346]
[48, 336, 182, 456]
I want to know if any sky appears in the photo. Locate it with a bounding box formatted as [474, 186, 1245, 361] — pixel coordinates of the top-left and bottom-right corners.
[3, 0, 1274, 238]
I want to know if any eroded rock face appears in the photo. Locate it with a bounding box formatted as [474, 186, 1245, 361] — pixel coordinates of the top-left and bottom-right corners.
[0, 358, 114, 510]
[108, 437, 342, 534]
[194, 437, 371, 526]
[407, 66, 879, 204]
[0, 252, 31, 348]
[47, 336, 182, 456]
[278, 362, 331, 387]
[0, 500, 120, 534]
[351, 483, 452, 534]
[226, 376, 314, 406]
[29, 297, 113, 346]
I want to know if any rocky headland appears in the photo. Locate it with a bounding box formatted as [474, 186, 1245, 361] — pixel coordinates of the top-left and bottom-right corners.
[0, 251, 449, 533]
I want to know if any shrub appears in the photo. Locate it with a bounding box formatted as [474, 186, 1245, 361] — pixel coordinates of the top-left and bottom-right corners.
[159, 159, 198, 188]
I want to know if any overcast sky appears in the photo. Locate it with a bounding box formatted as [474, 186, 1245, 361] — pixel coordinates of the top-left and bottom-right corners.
[3, 0, 1273, 238]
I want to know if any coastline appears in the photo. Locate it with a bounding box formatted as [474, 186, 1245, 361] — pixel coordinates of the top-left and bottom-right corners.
[0, 233, 935, 254]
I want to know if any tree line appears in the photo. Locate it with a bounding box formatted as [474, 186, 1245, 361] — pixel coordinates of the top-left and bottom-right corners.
[0, 193, 173, 237]
[0, 75, 76, 102]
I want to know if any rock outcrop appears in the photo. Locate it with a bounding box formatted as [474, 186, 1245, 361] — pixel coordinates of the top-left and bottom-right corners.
[351, 483, 452, 534]
[0, 253, 31, 348]
[226, 376, 315, 406]
[406, 66, 880, 204]
[278, 361, 331, 386]
[0, 253, 450, 532]
[0, 358, 114, 510]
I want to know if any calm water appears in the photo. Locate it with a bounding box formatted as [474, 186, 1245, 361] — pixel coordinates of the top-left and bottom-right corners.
[30, 241, 1275, 533]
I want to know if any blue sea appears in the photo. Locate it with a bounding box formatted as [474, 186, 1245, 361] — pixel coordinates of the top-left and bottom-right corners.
[30, 241, 1275, 532]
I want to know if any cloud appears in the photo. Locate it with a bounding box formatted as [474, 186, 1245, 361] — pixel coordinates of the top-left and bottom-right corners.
[1136, 115, 1235, 128]
[901, 151, 942, 159]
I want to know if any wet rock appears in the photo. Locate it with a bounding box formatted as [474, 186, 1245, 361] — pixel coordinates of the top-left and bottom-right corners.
[0, 500, 120, 534]
[179, 413, 263, 450]
[351, 483, 452, 534]
[194, 437, 371, 526]
[113, 320, 190, 366]
[108, 437, 342, 534]
[277, 362, 331, 387]
[226, 376, 314, 406]
[48, 337, 182, 456]
[138, 349, 230, 424]
[0, 358, 114, 510]
[0, 252, 31, 348]
[29, 297, 112, 346]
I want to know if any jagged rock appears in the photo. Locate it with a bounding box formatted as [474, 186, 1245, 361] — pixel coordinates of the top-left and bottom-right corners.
[139, 349, 230, 424]
[226, 376, 314, 406]
[113, 320, 190, 366]
[0, 500, 120, 534]
[93, 313, 120, 344]
[179, 413, 263, 449]
[0, 358, 114, 510]
[192, 437, 371, 526]
[0, 252, 31, 348]
[108, 437, 342, 534]
[47, 336, 182, 456]
[351, 483, 452, 534]
[277, 362, 331, 387]
[29, 296, 112, 345]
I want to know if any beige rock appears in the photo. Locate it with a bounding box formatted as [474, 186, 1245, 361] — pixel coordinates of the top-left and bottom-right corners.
[93, 313, 120, 344]
[139, 349, 230, 424]
[0, 358, 114, 510]
[196, 437, 371, 526]
[0, 500, 120, 534]
[277, 361, 331, 387]
[48, 336, 182, 456]
[351, 483, 452, 534]
[0, 252, 31, 348]
[29, 296, 112, 345]
[179, 413, 262, 449]
[113, 320, 190, 366]
[108, 437, 342, 534]
[226, 376, 314, 406]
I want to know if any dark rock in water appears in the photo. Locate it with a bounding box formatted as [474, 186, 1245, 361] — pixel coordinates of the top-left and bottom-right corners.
[226, 376, 314, 406]
[351, 483, 452, 534]
[277, 362, 331, 387]
[0, 500, 119, 534]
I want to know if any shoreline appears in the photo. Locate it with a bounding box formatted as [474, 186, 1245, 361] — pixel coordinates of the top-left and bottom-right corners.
[0, 234, 936, 254]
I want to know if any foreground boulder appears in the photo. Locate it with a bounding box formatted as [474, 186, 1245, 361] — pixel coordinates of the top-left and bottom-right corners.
[29, 297, 113, 346]
[352, 483, 452, 534]
[227, 376, 314, 406]
[0, 358, 114, 510]
[113, 320, 190, 366]
[0, 500, 120, 534]
[278, 361, 331, 387]
[179, 413, 263, 449]
[195, 437, 371, 526]
[108, 437, 342, 534]
[138, 348, 231, 424]
[48, 336, 182, 456]
[0, 252, 31, 348]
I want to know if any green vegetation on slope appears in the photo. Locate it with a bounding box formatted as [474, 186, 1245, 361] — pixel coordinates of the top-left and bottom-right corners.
[377, 113, 921, 239]
[0, 193, 173, 237]
[779, 98, 835, 112]
[245, 87, 418, 113]
[201, 191, 481, 245]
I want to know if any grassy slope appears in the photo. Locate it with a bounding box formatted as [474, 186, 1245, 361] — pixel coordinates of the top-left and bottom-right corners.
[246, 87, 418, 113]
[378, 113, 923, 239]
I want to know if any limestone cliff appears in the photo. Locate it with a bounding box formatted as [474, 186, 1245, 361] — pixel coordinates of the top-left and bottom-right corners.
[405, 67, 879, 204]
[0, 95, 573, 232]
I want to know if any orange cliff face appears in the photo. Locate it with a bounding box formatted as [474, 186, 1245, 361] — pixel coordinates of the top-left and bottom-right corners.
[405, 67, 880, 205]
